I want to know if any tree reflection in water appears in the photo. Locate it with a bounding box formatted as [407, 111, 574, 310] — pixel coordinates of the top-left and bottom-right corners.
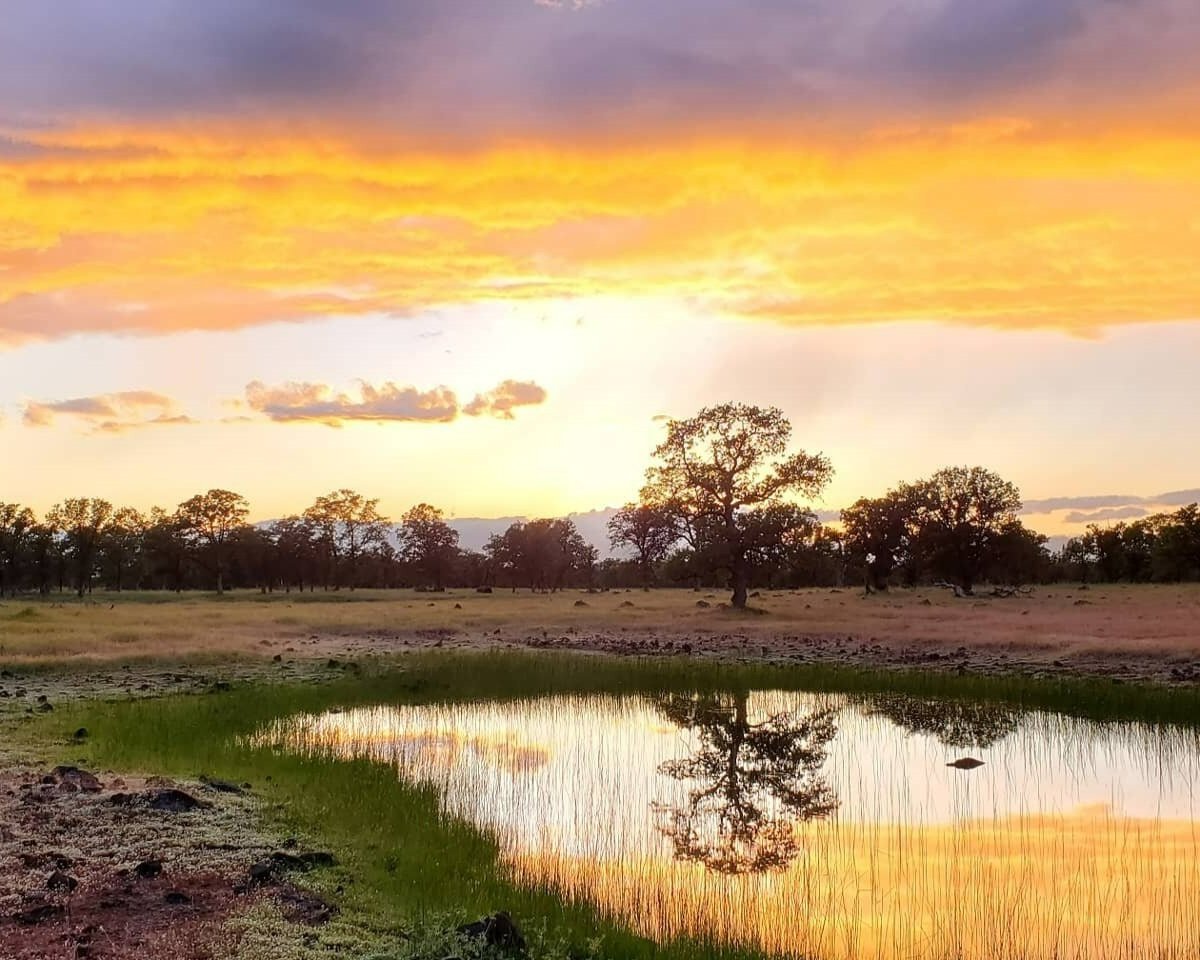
[651, 692, 838, 875]
[854, 694, 1021, 749]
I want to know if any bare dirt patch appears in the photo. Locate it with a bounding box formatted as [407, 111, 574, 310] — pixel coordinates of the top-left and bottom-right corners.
[0, 767, 338, 960]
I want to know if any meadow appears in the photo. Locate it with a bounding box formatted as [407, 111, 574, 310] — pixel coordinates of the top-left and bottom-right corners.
[1, 583, 1198, 679]
[27, 651, 1200, 960]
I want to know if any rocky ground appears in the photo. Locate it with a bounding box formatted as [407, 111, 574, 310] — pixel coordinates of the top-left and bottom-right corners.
[0, 761, 348, 960]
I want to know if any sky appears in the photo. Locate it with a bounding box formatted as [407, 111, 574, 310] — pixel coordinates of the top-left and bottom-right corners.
[1, 0, 1198, 535]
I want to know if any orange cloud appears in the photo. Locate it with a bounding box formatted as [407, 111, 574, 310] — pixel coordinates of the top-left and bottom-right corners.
[243, 378, 547, 426]
[464, 380, 548, 419]
[22, 391, 193, 434]
[2, 118, 1199, 346]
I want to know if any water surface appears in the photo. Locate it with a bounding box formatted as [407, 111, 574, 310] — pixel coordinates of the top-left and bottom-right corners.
[259, 691, 1200, 959]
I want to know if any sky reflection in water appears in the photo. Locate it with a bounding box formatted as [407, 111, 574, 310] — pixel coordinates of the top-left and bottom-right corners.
[258, 692, 1200, 959]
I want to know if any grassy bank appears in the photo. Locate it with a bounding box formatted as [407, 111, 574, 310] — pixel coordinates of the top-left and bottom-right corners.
[34, 650, 1200, 959]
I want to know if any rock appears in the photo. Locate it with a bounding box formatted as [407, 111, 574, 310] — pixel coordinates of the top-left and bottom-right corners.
[72, 727, 89, 741]
[620, 601, 634, 608]
[270, 851, 308, 872]
[457, 912, 526, 951]
[573, 600, 588, 607]
[13, 901, 65, 926]
[299, 851, 337, 869]
[695, 600, 711, 608]
[135, 859, 163, 879]
[50, 766, 102, 793]
[946, 758, 986, 770]
[164, 891, 192, 906]
[147, 788, 207, 812]
[46, 871, 78, 893]
[248, 860, 277, 885]
[200, 776, 245, 795]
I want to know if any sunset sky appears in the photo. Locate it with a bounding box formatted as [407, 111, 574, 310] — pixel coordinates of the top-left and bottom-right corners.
[2, 0, 1198, 533]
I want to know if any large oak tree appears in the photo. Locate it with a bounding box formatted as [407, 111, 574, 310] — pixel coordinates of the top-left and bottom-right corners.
[642, 404, 832, 608]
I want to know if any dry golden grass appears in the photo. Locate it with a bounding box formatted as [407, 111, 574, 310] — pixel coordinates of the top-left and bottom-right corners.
[1, 584, 1199, 680]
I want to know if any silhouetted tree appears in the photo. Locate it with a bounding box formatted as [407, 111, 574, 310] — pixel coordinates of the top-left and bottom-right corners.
[397, 503, 460, 589]
[841, 485, 923, 592]
[303, 489, 389, 589]
[47, 497, 114, 597]
[486, 518, 596, 592]
[912, 467, 1023, 595]
[101, 507, 148, 591]
[652, 692, 838, 875]
[176, 489, 250, 594]
[642, 404, 833, 609]
[0, 503, 36, 596]
[607, 502, 678, 587]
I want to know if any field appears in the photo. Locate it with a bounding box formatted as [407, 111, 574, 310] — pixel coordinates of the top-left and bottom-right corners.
[2, 588, 1199, 960]
[2, 584, 1199, 684]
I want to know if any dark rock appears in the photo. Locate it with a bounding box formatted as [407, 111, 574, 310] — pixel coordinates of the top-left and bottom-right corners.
[200, 776, 245, 795]
[72, 727, 89, 741]
[164, 891, 192, 906]
[573, 600, 588, 607]
[46, 871, 78, 893]
[298, 851, 337, 869]
[146, 789, 208, 812]
[695, 600, 711, 608]
[135, 860, 163, 879]
[270, 851, 308, 872]
[457, 912, 526, 952]
[37, 701, 54, 712]
[946, 758, 986, 770]
[50, 766, 102, 793]
[248, 860, 276, 885]
[13, 901, 66, 925]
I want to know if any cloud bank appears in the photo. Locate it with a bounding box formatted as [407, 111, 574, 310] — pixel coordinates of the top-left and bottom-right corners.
[244, 379, 548, 426]
[22, 391, 193, 434]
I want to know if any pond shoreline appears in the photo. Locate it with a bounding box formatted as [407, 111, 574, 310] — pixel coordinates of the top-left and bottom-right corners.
[2, 639, 1198, 959]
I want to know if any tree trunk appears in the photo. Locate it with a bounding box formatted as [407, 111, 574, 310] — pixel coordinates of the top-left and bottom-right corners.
[730, 558, 749, 609]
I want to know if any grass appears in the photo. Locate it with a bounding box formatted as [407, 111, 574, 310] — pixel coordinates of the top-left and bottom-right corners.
[37, 650, 1200, 960]
[3, 583, 1200, 668]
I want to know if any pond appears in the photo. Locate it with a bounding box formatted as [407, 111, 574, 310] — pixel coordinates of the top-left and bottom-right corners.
[256, 690, 1200, 960]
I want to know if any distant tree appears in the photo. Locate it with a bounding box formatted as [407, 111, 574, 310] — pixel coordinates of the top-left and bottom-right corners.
[643, 404, 833, 608]
[143, 507, 190, 592]
[653, 692, 838, 875]
[101, 507, 148, 591]
[303, 489, 389, 589]
[607, 502, 678, 587]
[47, 497, 115, 597]
[397, 504, 460, 589]
[986, 520, 1049, 585]
[0, 503, 36, 596]
[176, 489, 250, 594]
[911, 467, 1023, 595]
[1154, 504, 1200, 581]
[486, 518, 596, 592]
[841, 485, 923, 593]
[268, 516, 318, 593]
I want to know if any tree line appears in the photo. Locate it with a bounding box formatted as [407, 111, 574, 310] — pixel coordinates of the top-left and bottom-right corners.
[2, 404, 1197, 603]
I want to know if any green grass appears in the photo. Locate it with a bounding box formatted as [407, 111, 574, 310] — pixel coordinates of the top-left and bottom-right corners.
[41, 650, 1200, 960]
